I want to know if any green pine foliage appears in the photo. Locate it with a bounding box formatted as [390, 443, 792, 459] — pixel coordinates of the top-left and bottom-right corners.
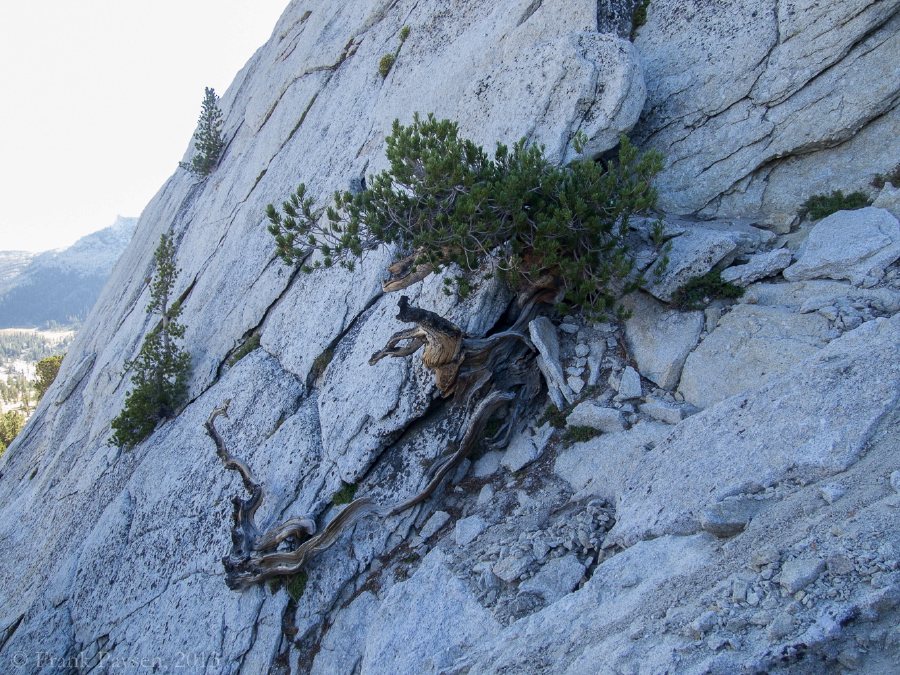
[0, 409, 25, 457]
[34, 353, 65, 400]
[798, 190, 872, 221]
[331, 481, 358, 505]
[110, 233, 191, 449]
[227, 334, 262, 367]
[670, 269, 744, 311]
[180, 87, 225, 178]
[267, 114, 664, 317]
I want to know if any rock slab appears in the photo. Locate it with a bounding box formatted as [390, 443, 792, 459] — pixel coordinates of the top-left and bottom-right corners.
[519, 555, 586, 604]
[566, 402, 625, 433]
[609, 315, 900, 548]
[678, 304, 829, 410]
[643, 227, 737, 302]
[721, 248, 793, 286]
[783, 207, 900, 287]
[623, 291, 704, 390]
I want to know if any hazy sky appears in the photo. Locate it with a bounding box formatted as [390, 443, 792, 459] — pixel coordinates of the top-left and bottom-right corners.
[0, 1, 289, 252]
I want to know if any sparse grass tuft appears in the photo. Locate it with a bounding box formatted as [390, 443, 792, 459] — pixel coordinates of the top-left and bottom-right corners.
[872, 164, 900, 190]
[562, 425, 602, 446]
[631, 0, 651, 39]
[538, 405, 568, 429]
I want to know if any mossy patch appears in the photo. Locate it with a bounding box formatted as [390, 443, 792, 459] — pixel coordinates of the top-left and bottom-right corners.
[332, 481, 357, 505]
[286, 571, 308, 600]
[228, 334, 262, 367]
[310, 347, 335, 380]
[269, 570, 309, 600]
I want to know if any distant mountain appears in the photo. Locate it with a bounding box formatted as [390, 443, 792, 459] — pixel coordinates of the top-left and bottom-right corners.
[0, 216, 137, 328]
[0, 252, 37, 296]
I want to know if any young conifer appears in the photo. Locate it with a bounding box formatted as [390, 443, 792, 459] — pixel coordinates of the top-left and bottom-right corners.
[267, 114, 664, 316]
[34, 354, 65, 400]
[110, 232, 191, 449]
[180, 87, 225, 178]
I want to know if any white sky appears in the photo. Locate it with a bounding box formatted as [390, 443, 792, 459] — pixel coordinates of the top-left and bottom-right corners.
[0, 1, 289, 252]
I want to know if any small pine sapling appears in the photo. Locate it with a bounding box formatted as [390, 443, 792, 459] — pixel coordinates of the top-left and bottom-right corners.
[378, 26, 411, 78]
[110, 233, 191, 449]
[180, 87, 225, 178]
[267, 113, 664, 318]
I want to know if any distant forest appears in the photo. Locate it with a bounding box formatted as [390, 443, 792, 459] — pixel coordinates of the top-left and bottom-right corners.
[0, 270, 106, 329]
[0, 331, 72, 366]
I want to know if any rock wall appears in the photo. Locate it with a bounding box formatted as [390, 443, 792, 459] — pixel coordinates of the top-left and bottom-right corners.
[1, 1, 899, 674]
[633, 0, 900, 223]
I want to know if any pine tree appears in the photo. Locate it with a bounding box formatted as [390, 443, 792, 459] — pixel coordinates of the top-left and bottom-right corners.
[34, 353, 65, 401]
[0, 409, 25, 457]
[180, 87, 225, 178]
[267, 114, 664, 316]
[110, 233, 191, 449]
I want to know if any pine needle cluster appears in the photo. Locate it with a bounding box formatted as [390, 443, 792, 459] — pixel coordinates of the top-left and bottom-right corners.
[267, 113, 663, 315]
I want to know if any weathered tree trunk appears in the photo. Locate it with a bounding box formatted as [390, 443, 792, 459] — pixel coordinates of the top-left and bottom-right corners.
[370, 295, 465, 395]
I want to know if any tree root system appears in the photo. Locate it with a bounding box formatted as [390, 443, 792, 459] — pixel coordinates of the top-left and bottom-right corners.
[207, 282, 557, 590]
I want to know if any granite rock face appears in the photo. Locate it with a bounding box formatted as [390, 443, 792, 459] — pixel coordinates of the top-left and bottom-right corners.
[678, 304, 831, 409]
[643, 226, 737, 302]
[613, 315, 900, 548]
[721, 248, 793, 287]
[0, 0, 648, 670]
[623, 291, 704, 390]
[782, 207, 900, 287]
[634, 0, 900, 219]
[873, 183, 900, 219]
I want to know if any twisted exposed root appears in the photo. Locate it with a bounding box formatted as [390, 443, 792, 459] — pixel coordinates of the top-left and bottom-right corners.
[222, 497, 384, 589]
[387, 389, 514, 516]
[206, 399, 262, 556]
[208, 388, 513, 589]
[370, 295, 465, 395]
[212, 280, 559, 591]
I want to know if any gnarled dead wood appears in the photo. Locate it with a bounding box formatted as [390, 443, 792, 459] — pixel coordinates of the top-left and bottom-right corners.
[212, 276, 563, 592]
[370, 295, 465, 395]
[382, 249, 434, 292]
[208, 387, 514, 589]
